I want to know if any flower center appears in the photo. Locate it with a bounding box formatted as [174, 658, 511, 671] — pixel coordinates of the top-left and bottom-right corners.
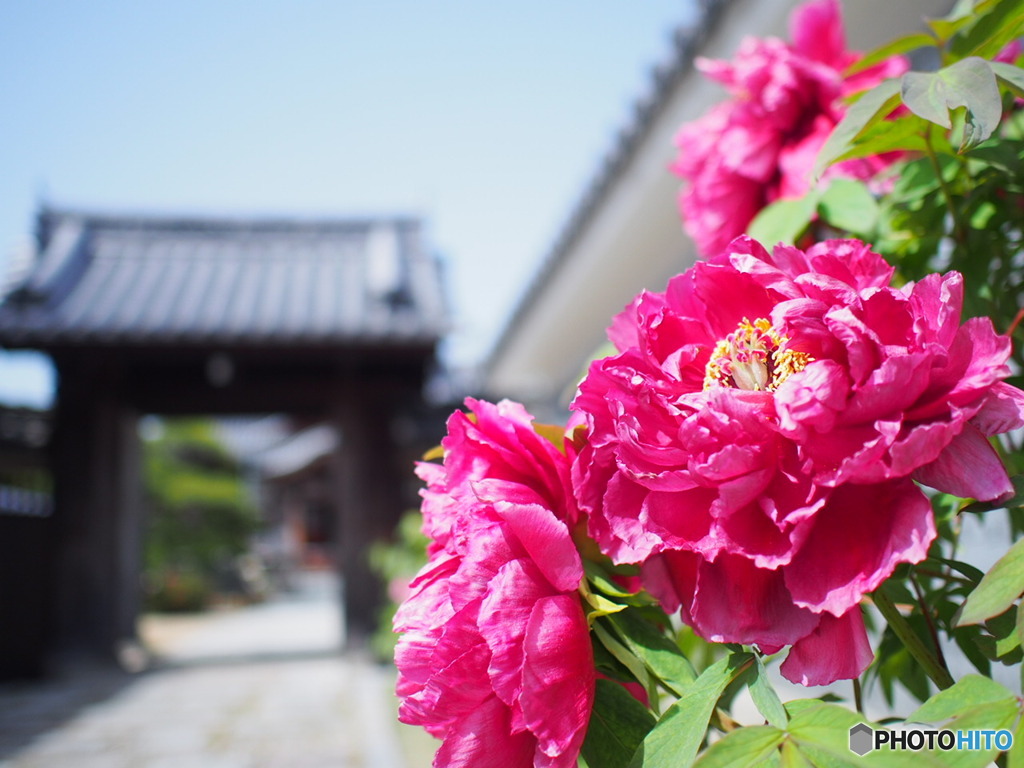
[703, 318, 812, 392]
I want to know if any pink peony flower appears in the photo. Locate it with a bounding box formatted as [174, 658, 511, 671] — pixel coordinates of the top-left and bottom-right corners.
[571, 236, 1024, 686]
[670, 0, 907, 256]
[395, 398, 593, 768]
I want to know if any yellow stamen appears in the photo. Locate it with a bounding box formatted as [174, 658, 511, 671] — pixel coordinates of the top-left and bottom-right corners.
[703, 318, 812, 392]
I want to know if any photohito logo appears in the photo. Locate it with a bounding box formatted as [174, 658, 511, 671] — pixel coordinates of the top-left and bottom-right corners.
[848, 723, 1013, 755]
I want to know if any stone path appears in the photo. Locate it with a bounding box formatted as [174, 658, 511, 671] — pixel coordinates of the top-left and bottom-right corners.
[0, 573, 437, 768]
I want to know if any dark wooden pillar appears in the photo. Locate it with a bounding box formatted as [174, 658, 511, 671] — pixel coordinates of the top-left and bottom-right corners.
[48, 356, 143, 665]
[0, 512, 55, 678]
[331, 371, 407, 647]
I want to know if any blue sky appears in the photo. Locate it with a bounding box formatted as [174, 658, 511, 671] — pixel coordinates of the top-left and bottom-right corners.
[0, 2, 693, 408]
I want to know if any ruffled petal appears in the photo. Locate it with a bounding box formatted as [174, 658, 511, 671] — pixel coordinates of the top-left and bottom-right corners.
[784, 481, 934, 616]
[913, 423, 1014, 501]
[780, 608, 873, 686]
[434, 695, 535, 768]
[520, 595, 595, 764]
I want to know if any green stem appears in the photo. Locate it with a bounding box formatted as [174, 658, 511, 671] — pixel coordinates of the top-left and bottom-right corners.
[923, 129, 965, 243]
[873, 589, 954, 691]
[853, 677, 864, 715]
[910, 570, 948, 673]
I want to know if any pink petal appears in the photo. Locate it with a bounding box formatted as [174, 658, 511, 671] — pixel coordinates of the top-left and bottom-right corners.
[434, 695, 535, 768]
[775, 359, 849, 436]
[913, 423, 1014, 501]
[790, 0, 845, 67]
[478, 558, 552, 717]
[780, 608, 873, 686]
[520, 595, 594, 765]
[594, 472, 674, 563]
[493, 501, 582, 592]
[972, 381, 1024, 436]
[690, 553, 820, 648]
[784, 480, 934, 616]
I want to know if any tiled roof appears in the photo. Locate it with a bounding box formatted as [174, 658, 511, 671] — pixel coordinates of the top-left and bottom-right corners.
[0, 208, 449, 349]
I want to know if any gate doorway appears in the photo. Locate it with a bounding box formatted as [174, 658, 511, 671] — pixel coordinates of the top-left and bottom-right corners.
[0, 209, 448, 676]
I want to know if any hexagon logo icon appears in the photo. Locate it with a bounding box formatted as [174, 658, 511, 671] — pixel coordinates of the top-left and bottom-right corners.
[849, 723, 874, 756]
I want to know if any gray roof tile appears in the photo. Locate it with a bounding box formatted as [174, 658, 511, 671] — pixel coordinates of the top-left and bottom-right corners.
[0, 209, 449, 349]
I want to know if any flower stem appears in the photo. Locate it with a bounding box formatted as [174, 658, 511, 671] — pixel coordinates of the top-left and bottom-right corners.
[910, 570, 948, 673]
[872, 589, 954, 691]
[853, 677, 864, 715]
[923, 129, 964, 243]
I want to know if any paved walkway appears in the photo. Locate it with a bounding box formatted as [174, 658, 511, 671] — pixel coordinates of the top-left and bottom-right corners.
[0, 573, 436, 768]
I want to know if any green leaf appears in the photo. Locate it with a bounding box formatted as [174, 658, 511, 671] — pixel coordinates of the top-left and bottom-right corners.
[992, 61, 1024, 99]
[692, 726, 784, 768]
[814, 79, 901, 180]
[949, 0, 1024, 60]
[845, 32, 937, 77]
[817, 179, 879, 236]
[930, 556, 985, 584]
[594, 622, 652, 693]
[584, 561, 648, 605]
[989, 605, 1022, 658]
[748, 656, 788, 729]
[1007, 714, 1024, 768]
[824, 112, 932, 166]
[746, 193, 818, 247]
[628, 652, 753, 768]
[957, 537, 1024, 625]
[907, 674, 1016, 722]
[787, 703, 939, 768]
[607, 609, 696, 696]
[1016, 590, 1024, 649]
[778, 739, 814, 768]
[900, 58, 1002, 151]
[581, 678, 657, 768]
[926, 0, 991, 42]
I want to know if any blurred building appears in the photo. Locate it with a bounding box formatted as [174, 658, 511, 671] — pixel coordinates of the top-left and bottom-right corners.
[0, 208, 449, 676]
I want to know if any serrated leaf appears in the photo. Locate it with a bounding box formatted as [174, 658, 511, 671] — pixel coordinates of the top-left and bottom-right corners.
[692, 725, 784, 768]
[814, 79, 901, 180]
[817, 178, 879, 236]
[957, 537, 1024, 625]
[749, 656, 788, 729]
[627, 652, 752, 768]
[907, 674, 1016, 722]
[900, 58, 1002, 151]
[582, 678, 657, 768]
[607, 609, 696, 696]
[747, 194, 818, 247]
